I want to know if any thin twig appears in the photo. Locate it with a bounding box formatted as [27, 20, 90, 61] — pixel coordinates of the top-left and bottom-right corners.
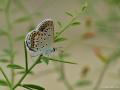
[24, 42, 28, 71]
[93, 48, 120, 90]
[93, 64, 109, 90]
[5, 0, 15, 86]
[60, 64, 74, 90]
[0, 67, 12, 90]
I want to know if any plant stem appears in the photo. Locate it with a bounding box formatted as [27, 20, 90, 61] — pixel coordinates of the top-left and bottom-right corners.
[93, 48, 120, 90]
[60, 64, 74, 90]
[5, 0, 15, 87]
[12, 55, 42, 90]
[0, 67, 12, 90]
[24, 42, 28, 71]
[55, 12, 81, 39]
[93, 63, 109, 90]
[43, 57, 76, 64]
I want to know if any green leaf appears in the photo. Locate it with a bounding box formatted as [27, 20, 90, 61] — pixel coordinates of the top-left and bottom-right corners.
[42, 57, 77, 64]
[0, 29, 7, 36]
[7, 64, 24, 69]
[71, 21, 81, 26]
[65, 12, 73, 17]
[14, 16, 31, 23]
[81, 2, 88, 12]
[55, 37, 66, 42]
[21, 84, 45, 90]
[15, 35, 25, 42]
[3, 48, 16, 57]
[57, 21, 62, 28]
[76, 80, 91, 86]
[17, 70, 33, 75]
[0, 58, 9, 63]
[42, 57, 49, 65]
[0, 0, 8, 9]
[0, 79, 8, 86]
[3, 48, 12, 55]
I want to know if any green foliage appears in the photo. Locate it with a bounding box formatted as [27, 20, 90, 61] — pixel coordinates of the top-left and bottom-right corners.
[0, 58, 9, 63]
[55, 37, 66, 42]
[76, 80, 91, 86]
[0, 0, 8, 9]
[0, 79, 8, 86]
[65, 12, 74, 17]
[7, 64, 25, 69]
[17, 70, 33, 75]
[71, 21, 81, 26]
[106, 0, 120, 6]
[42, 56, 50, 65]
[21, 84, 45, 90]
[57, 21, 63, 28]
[0, 29, 8, 36]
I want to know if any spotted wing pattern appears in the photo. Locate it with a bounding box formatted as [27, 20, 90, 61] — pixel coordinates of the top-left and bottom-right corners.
[25, 19, 54, 56]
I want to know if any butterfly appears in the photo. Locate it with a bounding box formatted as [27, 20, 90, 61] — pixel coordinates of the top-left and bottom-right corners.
[25, 19, 55, 57]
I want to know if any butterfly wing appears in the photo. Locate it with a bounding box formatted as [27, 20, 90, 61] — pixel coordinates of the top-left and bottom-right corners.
[25, 19, 54, 56]
[36, 19, 54, 55]
[25, 30, 43, 56]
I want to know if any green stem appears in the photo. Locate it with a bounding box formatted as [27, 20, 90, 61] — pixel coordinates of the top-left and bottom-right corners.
[0, 67, 12, 90]
[5, 0, 15, 87]
[60, 64, 74, 90]
[93, 48, 120, 90]
[93, 63, 109, 90]
[24, 42, 28, 71]
[12, 55, 42, 90]
[43, 57, 76, 64]
[55, 12, 81, 39]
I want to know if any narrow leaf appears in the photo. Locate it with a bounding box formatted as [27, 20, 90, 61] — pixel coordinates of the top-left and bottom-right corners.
[7, 64, 24, 69]
[57, 21, 62, 28]
[65, 12, 73, 17]
[42, 57, 77, 64]
[0, 28, 8, 37]
[55, 37, 66, 42]
[42, 57, 49, 65]
[21, 84, 45, 90]
[81, 2, 88, 12]
[71, 21, 81, 26]
[0, 79, 8, 86]
[76, 80, 91, 86]
[0, 59, 9, 63]
[17, 70, 33, 75]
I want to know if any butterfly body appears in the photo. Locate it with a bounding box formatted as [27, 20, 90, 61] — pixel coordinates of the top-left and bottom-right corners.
[25, 19, 55, 56]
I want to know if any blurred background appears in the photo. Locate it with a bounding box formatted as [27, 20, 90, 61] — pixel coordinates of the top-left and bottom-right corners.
[0, 0, 120, 90]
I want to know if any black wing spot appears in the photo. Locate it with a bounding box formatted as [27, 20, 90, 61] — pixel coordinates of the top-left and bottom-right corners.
[41, 46, 44, 48]
[26, 41, 36, 52]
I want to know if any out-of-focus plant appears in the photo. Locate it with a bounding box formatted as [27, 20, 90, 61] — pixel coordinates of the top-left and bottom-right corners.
[0, 0, 87, 90]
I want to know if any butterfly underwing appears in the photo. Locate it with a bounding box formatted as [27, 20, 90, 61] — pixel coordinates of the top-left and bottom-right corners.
[25, 19, 55, 57]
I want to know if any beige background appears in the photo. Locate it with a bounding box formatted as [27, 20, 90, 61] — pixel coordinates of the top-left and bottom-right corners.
[0, 0, 120, 90]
